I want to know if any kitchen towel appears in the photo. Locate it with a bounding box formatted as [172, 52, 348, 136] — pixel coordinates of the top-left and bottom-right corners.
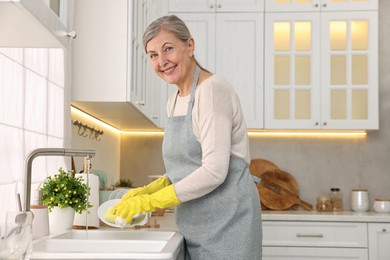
[73, 173, 100, 228]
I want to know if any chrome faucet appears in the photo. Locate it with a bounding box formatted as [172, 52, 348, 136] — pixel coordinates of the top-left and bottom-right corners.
[24, 148, 96, 211]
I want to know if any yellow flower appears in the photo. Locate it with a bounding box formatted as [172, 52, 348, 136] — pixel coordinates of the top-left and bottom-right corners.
[69, 201, 73, 204]
[73, 191, 76, 194]
[50, 197, 54, 201]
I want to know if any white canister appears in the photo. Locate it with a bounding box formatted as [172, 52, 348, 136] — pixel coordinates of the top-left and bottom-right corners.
[30, 205, 49, 239]
[351, 189, 370, 212]
[373, 199, 390, 213]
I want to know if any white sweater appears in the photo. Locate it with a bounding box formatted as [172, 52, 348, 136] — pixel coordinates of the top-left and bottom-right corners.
[166, 74, 251, 202]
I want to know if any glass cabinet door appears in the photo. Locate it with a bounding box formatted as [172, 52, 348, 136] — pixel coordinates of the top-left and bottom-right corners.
[265, 0, 378, 12]
[264, 12, 321, 129]
[321, 11, 378, 129]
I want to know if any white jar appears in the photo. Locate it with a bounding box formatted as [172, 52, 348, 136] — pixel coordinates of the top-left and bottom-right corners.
[351, 189, 370, 212]
[373, 199, 390, 213]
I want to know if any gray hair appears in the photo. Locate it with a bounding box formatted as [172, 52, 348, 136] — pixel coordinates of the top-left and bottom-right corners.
[143, 15, 191, 53]
[143, 15, 209, 72]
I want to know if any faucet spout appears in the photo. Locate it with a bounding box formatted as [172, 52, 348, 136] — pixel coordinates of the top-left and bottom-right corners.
[24, 148, 96, 211]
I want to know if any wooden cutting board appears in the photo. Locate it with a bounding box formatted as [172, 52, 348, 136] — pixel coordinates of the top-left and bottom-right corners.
[250, 159, 312, 211]
[250, 159, 280, 179]
[250, 159, 280, 210]
[259, 170, 312, 211]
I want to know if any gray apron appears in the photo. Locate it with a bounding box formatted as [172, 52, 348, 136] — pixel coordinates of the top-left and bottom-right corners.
[162, 66, 262, 260]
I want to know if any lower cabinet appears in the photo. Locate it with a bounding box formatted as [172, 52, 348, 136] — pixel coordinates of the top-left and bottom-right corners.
[263, 247, 367, 260]
[368, 223, 390, 260]
[263, 221, 369, 260]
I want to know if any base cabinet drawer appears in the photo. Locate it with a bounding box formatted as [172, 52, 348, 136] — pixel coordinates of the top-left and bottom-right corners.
[263, 221, 367, 248]
[263, 247, 368, 260]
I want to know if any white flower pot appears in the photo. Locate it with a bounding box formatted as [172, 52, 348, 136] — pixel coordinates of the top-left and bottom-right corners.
[49, 206, 75, 235]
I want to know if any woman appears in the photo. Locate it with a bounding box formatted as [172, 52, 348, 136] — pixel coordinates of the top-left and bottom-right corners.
[106, 15, 262, 259]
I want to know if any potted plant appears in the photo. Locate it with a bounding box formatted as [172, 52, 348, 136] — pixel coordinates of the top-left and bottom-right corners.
[40, 167, 92, 234]
[114, 179, 133, 188]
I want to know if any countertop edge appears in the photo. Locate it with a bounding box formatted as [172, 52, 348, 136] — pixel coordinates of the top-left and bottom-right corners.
[262, 210, 390, 222]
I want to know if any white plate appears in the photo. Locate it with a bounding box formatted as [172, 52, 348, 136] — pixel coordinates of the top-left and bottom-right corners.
[98, 199, 149, 228]
[108, 189, 121, 200]
[116, 188, 129, 199]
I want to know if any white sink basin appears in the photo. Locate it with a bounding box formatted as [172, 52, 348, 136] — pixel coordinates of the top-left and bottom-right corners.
[31, 230, 184, 259]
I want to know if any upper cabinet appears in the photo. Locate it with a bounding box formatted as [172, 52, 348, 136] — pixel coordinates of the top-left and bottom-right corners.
[130, 0, 165, 125]
[265, 0, 378, 12]
[72, 0, 165, 130]
[168, 0, 263, 13]
[264, 8, 378, 129]
[0, 0, 70, 48]
[71, 0, 378, 131]
[72, 0, 128, 103]
[162, 7, 264, 129]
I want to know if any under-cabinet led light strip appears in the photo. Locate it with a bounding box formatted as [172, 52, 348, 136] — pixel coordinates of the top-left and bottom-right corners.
[71, 106, 367, 137]
[71, 106, 121, 134]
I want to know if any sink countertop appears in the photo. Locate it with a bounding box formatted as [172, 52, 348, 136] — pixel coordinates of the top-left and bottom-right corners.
[262, 210, 390, 222]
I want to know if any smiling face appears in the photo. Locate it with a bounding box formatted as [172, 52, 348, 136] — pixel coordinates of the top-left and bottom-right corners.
[146, 30, 195, 88]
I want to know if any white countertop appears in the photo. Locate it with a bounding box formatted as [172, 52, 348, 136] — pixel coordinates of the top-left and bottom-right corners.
[99, 209, 390, 232]
[262, 210, 390, 222]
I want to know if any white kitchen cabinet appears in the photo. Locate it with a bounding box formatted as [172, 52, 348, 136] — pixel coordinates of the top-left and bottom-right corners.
[264, 10, 378, 130]
[72, 0, 128, 102]
[72, 0, 165, 129]
[131, 0, 163, 125]
[159, 12, 263, 128]
[368, 223, 390, 260]
[263, 221, 369, 260]
[168, 0, 263, 13]
[265, 0, 378, 12]
[263, 247, 368, 260]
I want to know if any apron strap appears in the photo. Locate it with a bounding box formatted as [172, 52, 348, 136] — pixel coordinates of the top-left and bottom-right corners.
[170, 66, 201, 117]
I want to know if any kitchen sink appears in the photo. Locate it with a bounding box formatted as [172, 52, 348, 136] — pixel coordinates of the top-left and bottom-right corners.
[31, 230, 184, 259]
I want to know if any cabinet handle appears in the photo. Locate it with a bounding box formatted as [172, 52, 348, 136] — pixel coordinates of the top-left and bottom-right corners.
[296, 233, 324, 238]
[152, 116, 158, 119]
[136, 101, 145, 106]
[323, 122, 327, 126]
[323, 3, 327, 8]
[209, 4, 214, 9]
[217, 4, 222, 8]
[315, 122, 319, 126]
[382, 228, 387, 232]
[314, 3, 319, 8]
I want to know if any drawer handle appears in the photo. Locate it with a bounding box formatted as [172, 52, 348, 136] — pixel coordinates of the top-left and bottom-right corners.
[296, 233, 324, 238]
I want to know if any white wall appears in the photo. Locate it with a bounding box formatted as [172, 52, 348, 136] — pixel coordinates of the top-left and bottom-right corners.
[0, 47, 68, 224]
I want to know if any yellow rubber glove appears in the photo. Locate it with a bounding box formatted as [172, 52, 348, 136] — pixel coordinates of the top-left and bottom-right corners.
[110, 185, 180, 225]
[121, 176, 171, 200]
[103, 206, 116, 223]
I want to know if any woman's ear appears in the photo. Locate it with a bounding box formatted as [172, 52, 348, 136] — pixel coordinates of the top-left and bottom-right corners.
[188, 37, 195, 57]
